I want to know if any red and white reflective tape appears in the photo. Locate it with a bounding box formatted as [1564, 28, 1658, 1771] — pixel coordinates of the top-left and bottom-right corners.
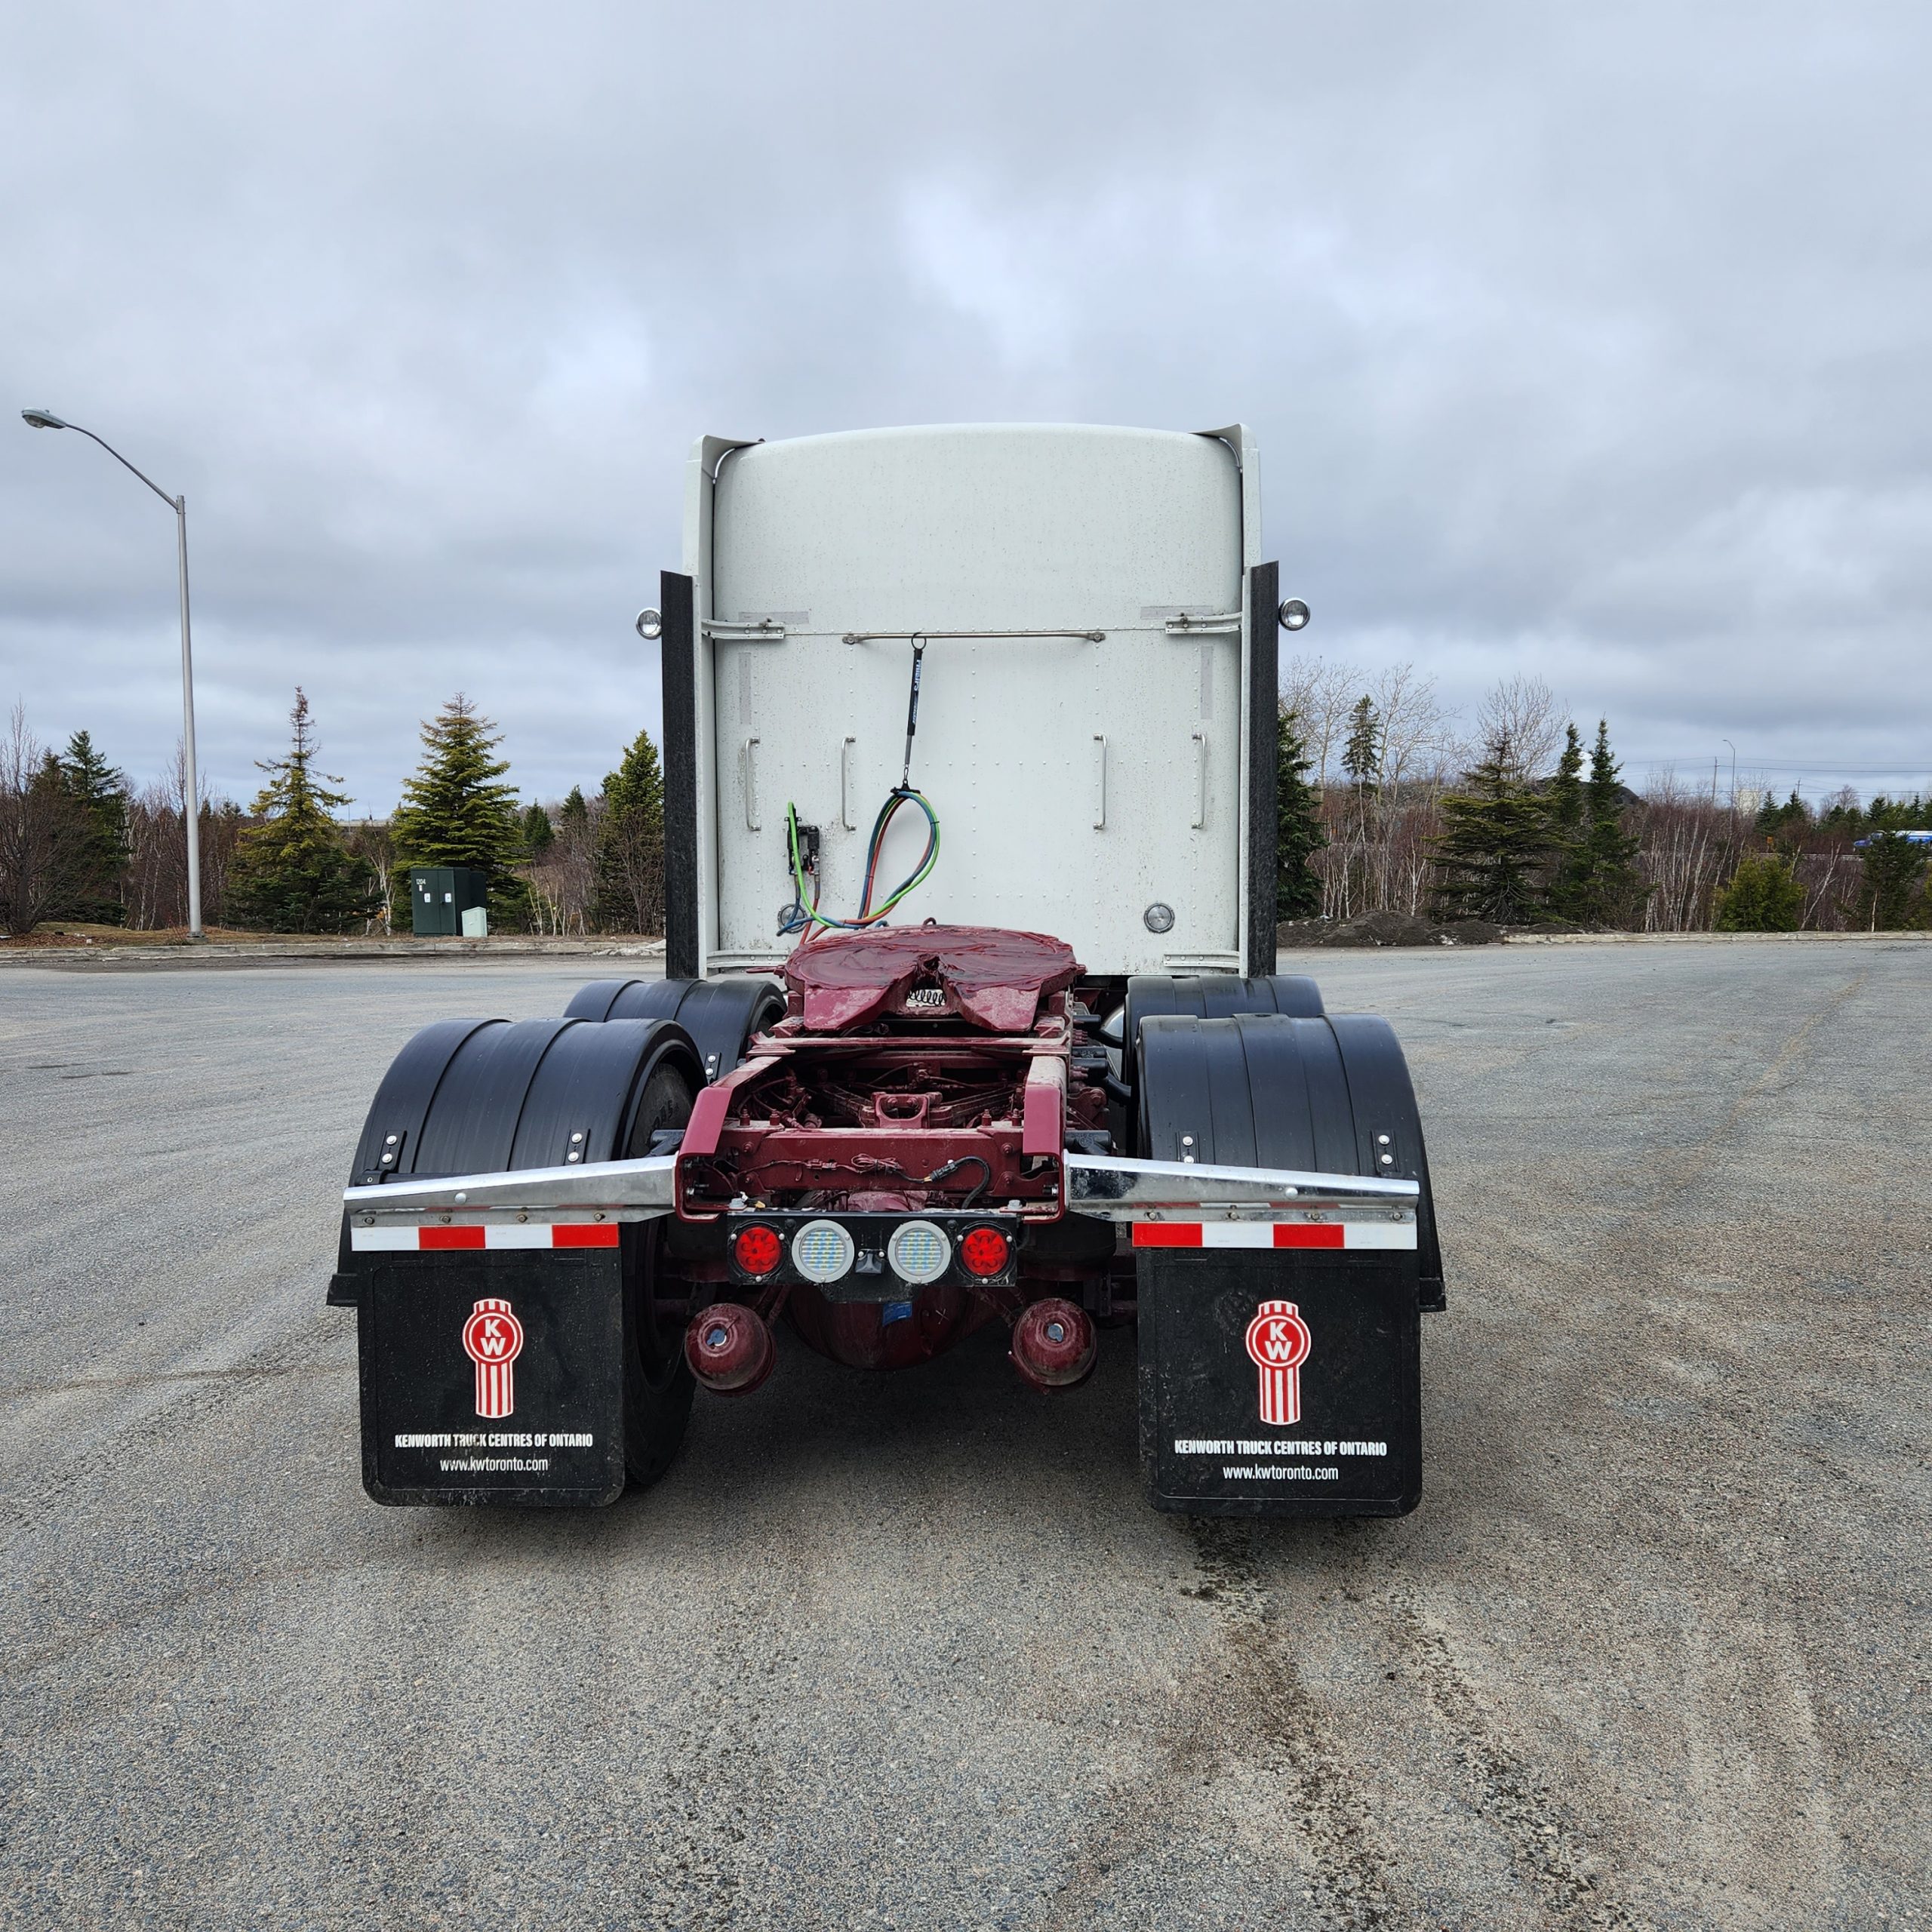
[349, 1223, 620, 1252]
[1131, 1220, 1414, 1251]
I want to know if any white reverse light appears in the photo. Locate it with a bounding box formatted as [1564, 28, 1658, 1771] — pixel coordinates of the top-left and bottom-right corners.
[887, 1219, 951, 1285]
[792, 1218, 856, 1284]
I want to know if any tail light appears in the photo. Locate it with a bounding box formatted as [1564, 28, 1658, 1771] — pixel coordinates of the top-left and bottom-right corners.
[731, 1223, 783, 1277]
[959, 1226, 1011, 1278]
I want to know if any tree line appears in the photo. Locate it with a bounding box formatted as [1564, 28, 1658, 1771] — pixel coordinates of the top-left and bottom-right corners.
[0, 692, 669, 938]
[5, 669, 1925, 940]
[1272, 666, 1928, 933]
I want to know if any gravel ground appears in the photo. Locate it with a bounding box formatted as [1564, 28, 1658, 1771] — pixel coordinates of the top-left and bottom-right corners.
[1, 943, 1925, 1931]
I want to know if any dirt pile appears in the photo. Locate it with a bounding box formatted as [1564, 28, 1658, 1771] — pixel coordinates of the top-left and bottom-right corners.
[1278, 911, 1505, 948]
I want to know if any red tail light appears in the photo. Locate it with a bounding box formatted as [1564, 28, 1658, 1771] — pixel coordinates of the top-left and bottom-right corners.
[959, 1226, 1011, 1278]
[731, 1224, 783, 1277]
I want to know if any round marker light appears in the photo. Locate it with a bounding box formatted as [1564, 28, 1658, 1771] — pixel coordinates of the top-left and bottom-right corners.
[635, 606, 663, 640]
[887, 1219, 951, 1285]
[1278, 598, 1311, 631]
[791, 1218, 856, 1284]
[959, 1226, 1011, 1278]
[731, 1224, 783, 1277]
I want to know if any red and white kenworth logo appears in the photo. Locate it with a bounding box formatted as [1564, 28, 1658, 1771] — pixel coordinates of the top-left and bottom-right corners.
[1244, 1299, 1313, 1426]
[462, 1297, 525, 1419]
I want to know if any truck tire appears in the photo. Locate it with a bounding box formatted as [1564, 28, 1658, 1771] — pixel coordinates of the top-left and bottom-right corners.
[1134, 1010, 1443, 1307]
[341, 1015, 706, 1492]
[1118, 974, 1324, 1156]
[565, 976, 786, 1084]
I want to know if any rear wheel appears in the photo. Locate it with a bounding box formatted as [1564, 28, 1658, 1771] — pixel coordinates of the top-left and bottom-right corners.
[623, 1061, 698, 1487]
[565, 976, 786, 1084]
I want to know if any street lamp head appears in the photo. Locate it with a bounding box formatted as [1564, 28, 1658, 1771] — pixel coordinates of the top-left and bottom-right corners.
[21, 408, 69, 429]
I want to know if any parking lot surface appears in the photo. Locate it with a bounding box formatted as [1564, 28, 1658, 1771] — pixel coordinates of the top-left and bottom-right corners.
[1, 942, 1926, 1930]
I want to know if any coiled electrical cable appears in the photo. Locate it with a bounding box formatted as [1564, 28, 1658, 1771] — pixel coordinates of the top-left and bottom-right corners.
[784, 789, 940, 934]
[780, 636, 941, 938]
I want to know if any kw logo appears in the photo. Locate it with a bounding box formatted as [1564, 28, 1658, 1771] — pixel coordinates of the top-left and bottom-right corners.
[1244, 1299, 1312, 1426]
[462, 1297, 525, 1419]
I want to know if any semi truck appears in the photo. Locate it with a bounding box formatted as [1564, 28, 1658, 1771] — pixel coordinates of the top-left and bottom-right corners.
[329, 423, 1443, 1517]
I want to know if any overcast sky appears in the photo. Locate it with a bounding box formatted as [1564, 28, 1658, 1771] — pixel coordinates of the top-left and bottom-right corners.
[4, 2, 1927, 813]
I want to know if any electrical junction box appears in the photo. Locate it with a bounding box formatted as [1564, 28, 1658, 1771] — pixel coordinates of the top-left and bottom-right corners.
[409, 866, 488, 938]
[657, 423, 1282, 980]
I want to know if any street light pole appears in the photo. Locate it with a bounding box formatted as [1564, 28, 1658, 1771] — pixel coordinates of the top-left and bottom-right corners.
[21, 409, 203, 937]
[172, 491, 202, 938]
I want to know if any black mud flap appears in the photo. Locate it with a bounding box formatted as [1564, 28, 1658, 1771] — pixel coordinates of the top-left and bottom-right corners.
[1137, 1250, 1421, 1518]
[358, 1251, 627, 1506]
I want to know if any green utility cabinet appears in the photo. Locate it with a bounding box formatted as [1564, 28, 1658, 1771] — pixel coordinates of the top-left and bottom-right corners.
[409, 866, 488, 937]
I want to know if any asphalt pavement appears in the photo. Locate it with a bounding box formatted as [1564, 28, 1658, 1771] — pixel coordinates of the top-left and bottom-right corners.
[1, 943, 1925, 1930]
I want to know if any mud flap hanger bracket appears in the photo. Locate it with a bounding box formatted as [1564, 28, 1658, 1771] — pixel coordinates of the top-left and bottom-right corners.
[342, 1151, 1417, 1229]
[1063, 1152, 1417, 1225]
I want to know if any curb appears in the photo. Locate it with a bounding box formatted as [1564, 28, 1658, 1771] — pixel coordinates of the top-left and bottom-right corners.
[0, 938, 670, 970]
[1272, 928, 1930, 953]
[1495, 929, 1930, 946]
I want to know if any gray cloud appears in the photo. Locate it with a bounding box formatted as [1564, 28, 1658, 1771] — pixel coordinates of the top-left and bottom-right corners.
[4, 1, 1927, 810]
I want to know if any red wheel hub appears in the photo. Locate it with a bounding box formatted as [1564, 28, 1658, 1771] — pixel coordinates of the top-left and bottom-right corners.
[1009, 1297, 1097, 1392]
[685, 1302, 775, 1395]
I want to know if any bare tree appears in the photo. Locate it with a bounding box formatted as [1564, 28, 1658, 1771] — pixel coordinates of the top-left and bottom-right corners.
[344, 820, 395, 934]
[1371, 663, 1460, 794]
[525, 791, 601, 935]
[122, 745, 242, 929]
[1279, 655, 1362, 786]
[1632, 769, 1744, 932]
[1475, 674, 1565, 781]
[0, 705, 96, 936]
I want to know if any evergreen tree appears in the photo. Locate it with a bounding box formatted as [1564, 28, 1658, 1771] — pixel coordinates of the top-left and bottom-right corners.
[1818, 789, 1863, 837]
[52, 730, 129, 923]
[1542, 721, 1587, 919]
[1714, 854, 1804, 931]
[522, 801, 555, 859]
[558, 785, 589, 832]
[1275, 705, 1324, 920]
[1573, 719, 1646, 927]
[1850, 832, 1930, 930]
[1429, 732, 1558, 924]
[390, 694, 530, 929]
[226, 691, 381, 933]
[594, 728, 666, 932]
[1861, 792, 1921, 835]
[0, 708, 96, 937]
[1342, 695, 1381, 789]
[1755, 788, 1811, 851]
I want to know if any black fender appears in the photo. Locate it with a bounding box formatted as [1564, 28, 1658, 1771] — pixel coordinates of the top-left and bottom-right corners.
[331, 1015, 703, 1303]
[1115, 974, 1323, 1160]
[1136, 1011, 1444, 1309]
[564, 976, 785, 1084]
[1123, 971, 1324, 1040]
